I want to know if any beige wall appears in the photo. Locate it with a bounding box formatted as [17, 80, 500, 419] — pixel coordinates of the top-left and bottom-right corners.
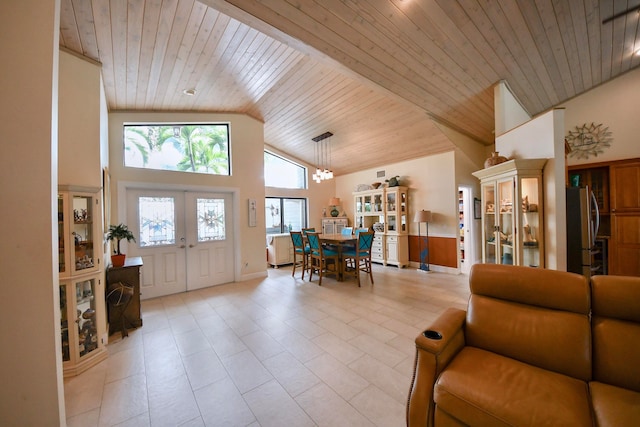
[561, 66, 640, 166]
[336, 151, 459, 270]
[59, 50, 103, 187]
[0, 0, 65, 424]
[109, 112, 268, 279]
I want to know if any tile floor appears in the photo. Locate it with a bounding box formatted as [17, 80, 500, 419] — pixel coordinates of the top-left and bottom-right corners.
[64, 264, 470, 427]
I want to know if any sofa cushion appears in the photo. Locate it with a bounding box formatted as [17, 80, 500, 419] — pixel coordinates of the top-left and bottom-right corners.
[470, 264, 590, 314]
[592, 317, 640, 392]
[590, 381, 640, 427]
[434, 347, 593, 426]
[591, 275, 640, 322]
[591, 275, 640, 392]
[466, 294, 592, 381]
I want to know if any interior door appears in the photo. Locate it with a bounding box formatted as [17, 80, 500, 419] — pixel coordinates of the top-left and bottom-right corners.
[127, 190, 187, 299]
[184, 192, 234, 290]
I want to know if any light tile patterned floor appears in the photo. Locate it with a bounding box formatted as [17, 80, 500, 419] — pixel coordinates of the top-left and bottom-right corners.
[64, 264, 470, 427]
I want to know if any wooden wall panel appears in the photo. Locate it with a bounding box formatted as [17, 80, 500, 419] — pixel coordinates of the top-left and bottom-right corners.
[410, 235, 457, 269]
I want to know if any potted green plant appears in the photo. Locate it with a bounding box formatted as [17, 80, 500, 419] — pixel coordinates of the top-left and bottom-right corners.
[106, 223, 136, 267]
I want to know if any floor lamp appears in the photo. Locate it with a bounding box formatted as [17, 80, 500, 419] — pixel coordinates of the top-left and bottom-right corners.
[414, 210, 432, 272]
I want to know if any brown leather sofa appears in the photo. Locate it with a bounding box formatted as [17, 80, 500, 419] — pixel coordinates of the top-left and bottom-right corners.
[406, 264, 640, 426]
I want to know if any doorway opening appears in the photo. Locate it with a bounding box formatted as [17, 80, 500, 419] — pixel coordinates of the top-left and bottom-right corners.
[458, 187, 473, 274]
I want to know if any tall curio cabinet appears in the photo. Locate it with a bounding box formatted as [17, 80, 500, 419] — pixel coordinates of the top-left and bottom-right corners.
[353, 186, 408, 267]
[58, 187, 107, 377]
[472, 159, 547, 268]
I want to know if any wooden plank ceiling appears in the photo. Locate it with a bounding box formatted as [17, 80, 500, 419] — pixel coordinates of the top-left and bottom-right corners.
[59, 0, 640, 176]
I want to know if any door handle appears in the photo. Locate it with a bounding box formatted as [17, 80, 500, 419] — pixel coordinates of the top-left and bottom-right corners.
[179, 245, 186, 249]
[189, 244, 195, 248]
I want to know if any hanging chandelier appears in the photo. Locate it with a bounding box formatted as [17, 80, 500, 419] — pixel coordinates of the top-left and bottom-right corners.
[311, 131, 334, 183]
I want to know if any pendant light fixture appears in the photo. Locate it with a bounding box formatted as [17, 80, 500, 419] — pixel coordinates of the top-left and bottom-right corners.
[311, 131, 334, 183]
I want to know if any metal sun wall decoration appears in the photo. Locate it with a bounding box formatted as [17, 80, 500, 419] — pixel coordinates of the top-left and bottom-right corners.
[566, 122, 613, 160]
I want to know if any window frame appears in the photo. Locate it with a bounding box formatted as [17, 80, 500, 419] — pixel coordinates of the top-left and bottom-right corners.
[264, 150, 307, 189]
[266, 197, 308, 234]
[123, 123, 231, 176]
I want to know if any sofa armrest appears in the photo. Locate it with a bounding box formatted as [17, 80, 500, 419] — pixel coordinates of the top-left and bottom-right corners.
[407, 307, 466, 427]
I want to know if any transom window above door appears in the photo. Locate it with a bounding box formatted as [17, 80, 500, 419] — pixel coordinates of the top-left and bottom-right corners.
[124, 123, 230, 175]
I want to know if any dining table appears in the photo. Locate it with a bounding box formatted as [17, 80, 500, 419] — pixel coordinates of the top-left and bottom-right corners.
[317, 233, 357, 281]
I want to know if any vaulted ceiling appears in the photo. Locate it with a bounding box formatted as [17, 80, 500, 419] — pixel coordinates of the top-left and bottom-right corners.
[59, 0, 640, 175]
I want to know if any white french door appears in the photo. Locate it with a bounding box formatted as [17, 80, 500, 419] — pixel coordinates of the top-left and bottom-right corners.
[126, 189, 234, 299]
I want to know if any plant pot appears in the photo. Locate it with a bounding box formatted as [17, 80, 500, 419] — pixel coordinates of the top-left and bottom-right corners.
[111, 254, 126, 267]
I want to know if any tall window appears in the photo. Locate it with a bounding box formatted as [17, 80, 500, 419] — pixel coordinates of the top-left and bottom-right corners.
[266, 197, 307, 234]
[264, 151, 306, 189]
[124, 124, 230, 175]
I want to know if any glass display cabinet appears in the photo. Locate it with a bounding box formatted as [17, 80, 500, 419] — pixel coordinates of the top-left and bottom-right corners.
[473, 159, 546, 268]
[59, 275, 107, 376]
[58, 189, 101, 277]
[354, 188, 385, 230]
[58, 187, 107, 376]
[353, 186, 408, 267]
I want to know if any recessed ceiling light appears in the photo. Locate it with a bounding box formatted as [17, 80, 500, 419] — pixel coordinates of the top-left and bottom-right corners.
[183, 88, 196, 96]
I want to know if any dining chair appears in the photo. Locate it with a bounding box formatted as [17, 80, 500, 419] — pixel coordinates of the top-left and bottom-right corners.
[290, 231, 310, 279]
[341, 227, 353, 236]
[301, 227, 315, 237]
[342, 231, 375, 287]
[306, 232, 340, 286]
[355, 227, 369, 236]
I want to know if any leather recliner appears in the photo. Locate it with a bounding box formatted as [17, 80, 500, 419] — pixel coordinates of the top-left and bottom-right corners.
[406, 264, 640, 426]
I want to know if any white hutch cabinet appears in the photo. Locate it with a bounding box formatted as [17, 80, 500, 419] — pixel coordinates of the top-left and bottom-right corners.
[321, 217, 348, 234]
[58, 187, 107, 377]
[353, 186, 409, 267]
[472, 159, 546, 268]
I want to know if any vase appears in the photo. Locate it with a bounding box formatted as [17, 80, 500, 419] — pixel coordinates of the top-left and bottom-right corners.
[111, 254, 126, 267]
[330, 207, 339, 217]
[484, 152, 508, 168]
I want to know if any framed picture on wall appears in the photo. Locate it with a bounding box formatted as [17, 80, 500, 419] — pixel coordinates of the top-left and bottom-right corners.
[474, 197, 481, 219]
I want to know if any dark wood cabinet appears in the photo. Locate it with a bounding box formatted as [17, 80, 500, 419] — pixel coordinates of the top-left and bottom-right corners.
[570, 159, 640, 276]
[106, 257, 143, 336]
[610, 161, 640, 276]
[611, 160, 640, 212]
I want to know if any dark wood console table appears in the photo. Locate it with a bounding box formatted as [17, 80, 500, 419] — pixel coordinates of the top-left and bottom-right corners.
[106, 256, 143, 336]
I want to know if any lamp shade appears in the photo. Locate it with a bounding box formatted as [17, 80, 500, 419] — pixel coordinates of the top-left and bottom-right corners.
[329, 197, 341, 206]
[414, 210, 432, 223]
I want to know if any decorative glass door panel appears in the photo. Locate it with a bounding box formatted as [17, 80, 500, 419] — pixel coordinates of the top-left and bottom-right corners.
[498, 178, 514, 265]
[399, 190, 407, 232]
[521, 177, 542, 267]
[71, 195, 97, 274]
[387, 213, 397, 232]
[76, 277, 98, 358]
[196, 198, 226, 242]
[364, 195, 372, 212]
[372, 193, 383, 213]
[138, 196, 176, 246]
[58, 194, 67, 274]
[60, 282, 70, 362]
[482, 183, 497, 264]
[386, 192, 396, 212]
[355, 195, 363, 214]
